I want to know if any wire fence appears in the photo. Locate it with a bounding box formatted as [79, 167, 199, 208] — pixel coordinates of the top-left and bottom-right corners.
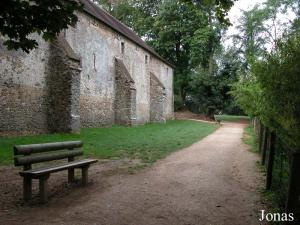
[253, 118, 299, 222]
[272, 137, 290, 210]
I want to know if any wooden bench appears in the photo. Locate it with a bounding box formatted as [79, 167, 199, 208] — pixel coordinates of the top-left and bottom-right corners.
[14, 141, 98, 203]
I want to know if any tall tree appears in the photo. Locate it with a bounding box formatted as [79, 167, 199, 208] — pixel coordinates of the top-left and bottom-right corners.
[152, 0, 217, 103]
[95, 0, 162, 40]
[182, 0, 236, 25]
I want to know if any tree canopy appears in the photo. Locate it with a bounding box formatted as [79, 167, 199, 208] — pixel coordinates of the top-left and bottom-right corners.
[0, 0, 82, 52]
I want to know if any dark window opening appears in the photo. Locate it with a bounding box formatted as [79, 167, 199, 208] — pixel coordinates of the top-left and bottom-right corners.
[121, 42, 125, 54]
[145, 55, 148, 64]
[93, 53, 96, 71]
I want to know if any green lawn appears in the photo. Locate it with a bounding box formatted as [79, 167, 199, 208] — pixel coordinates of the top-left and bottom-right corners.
[214, 114, 250, 122]
[0, 120, 218, 165]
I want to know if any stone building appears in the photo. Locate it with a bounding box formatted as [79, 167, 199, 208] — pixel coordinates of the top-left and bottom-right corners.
[0, 0, 174, 135]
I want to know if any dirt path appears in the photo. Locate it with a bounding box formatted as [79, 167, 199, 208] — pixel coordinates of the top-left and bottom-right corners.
[1, 122, 265, 225]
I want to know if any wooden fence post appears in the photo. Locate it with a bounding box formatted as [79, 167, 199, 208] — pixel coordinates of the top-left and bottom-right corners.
[256, 118, 260, 136]
[266, 131, 276, 190]
[254, 118, 258, 135]
[286, 152, 300, 216]
[258, 123, 264, 153]
[261, 127, 269, 165]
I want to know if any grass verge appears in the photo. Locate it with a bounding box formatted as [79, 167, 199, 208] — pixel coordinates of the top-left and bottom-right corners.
[243, 124, 286, 224]
[243, 125, 259, 153]
[215, 114, 250, 122]
[0, 120, 218, 165]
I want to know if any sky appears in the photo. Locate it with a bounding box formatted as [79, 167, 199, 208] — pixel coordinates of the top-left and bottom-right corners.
[227, 0, 266, 35]
[224, 0, 267, 48]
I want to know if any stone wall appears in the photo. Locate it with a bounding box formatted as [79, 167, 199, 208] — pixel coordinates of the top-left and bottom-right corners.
[0, 34, 82, 135]
[0, 10, 174, 135]
[0, 35, 50, 135]
[65, 14, 116, 128]
[114, 58, 137, 126]
[65, 12, 172, 127]
[149, 57, 174, 120]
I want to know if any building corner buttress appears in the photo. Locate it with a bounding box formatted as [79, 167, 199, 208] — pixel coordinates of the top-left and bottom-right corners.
[47, 34, 82, 134]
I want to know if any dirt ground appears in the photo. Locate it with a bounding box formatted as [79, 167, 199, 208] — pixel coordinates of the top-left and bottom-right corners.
[0, 122, 266, 225]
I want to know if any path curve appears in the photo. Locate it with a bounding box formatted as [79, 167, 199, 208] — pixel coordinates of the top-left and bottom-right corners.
[2, 122, 265, 225]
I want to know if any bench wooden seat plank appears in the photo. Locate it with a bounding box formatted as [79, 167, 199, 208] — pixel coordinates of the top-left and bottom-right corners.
[20, 159, 98, 178]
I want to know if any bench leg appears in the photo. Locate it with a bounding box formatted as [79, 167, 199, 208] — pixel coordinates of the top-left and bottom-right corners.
[82, 166, 89, 186]
[68, 168, 75, 183]
[23, 176, 32, 202]
[39, 175, 49, 204]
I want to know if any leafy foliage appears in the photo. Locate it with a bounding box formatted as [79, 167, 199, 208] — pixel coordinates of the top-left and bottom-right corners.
[231, 0, 300, 148]
[187, 49, 243, 115]
[181, 0, 237, 25]
[152, 0, 211, 102]
[254, 33, 300, 147]
[0, 0, 82, 52]
[95, 0, 161, 40]
[230, 78, 262, 117]
[149, 0, 236, 112]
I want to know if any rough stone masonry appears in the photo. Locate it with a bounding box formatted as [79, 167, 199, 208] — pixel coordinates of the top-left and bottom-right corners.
[0, 0, 174, 135]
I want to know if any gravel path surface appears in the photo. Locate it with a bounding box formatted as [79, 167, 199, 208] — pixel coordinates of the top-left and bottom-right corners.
[1, 122, 265, 225]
